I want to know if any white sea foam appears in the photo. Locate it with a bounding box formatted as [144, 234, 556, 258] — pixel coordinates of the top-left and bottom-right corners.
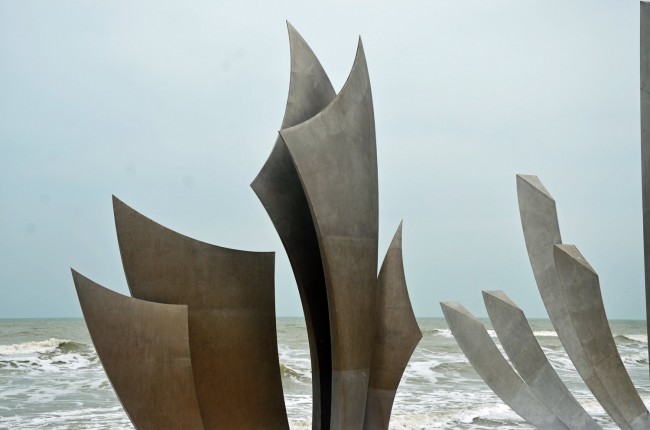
[0, 338, 71, 356]
[622, 352, 649, 365]
[533, 330, 558, 337]
[1, 318, 648, 429]
[432, 329, 453, 338]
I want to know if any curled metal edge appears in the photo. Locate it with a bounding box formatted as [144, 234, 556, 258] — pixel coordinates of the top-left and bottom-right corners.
[71, 269, 205, 430]
[113, 196, 289, 430]
[250, 22, 336, 430]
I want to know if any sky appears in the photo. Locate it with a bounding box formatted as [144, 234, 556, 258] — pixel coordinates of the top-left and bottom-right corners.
[0, 0, 644, 320]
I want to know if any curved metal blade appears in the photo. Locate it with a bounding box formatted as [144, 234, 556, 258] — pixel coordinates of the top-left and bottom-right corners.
[250, 22, 336, 430]
[279, 38, 378, 430]
[441, 301, 569, 430]
[483, 290, 601, 430]
[364, 222, 422, 430]
[113, 196, 288, 430]
[517, 174, 629, 428]
[71, 269, 205, 430]
[554, 245, 650, 429]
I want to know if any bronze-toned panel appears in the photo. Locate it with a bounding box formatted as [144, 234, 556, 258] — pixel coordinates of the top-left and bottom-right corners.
[251, 22, 336, 430]
[113, 197, 288, 430]
[280, 39, 378, 430]
[363, 222, 422, 430]
[71, 269, 205, 430]
[554, 245, 650, 429]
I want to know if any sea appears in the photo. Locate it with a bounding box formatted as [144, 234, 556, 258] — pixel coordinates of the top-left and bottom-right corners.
[0, 318, 648, 429]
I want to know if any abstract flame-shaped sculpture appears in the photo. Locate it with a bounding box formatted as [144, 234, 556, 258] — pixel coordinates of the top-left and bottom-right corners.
[253, 24, 420, 430]
[72, 23, 421, 430]
[275, 40, 378, 430]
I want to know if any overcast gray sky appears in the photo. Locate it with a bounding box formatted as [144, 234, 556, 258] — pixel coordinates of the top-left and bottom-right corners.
[0, 0, 644, 319]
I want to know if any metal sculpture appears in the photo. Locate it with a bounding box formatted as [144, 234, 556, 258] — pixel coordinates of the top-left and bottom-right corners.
[482, 290, 601, 430]
[276, 39, 378, 430]
[72, 23, 421, 430]
[440, 301, 569, 430]
[364, 223, 422, 430]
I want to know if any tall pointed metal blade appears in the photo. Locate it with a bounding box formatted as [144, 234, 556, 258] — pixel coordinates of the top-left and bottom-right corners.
[364, 222, 422, 430]
[279, 38, 378, 430]
[250, 22, 336, 430]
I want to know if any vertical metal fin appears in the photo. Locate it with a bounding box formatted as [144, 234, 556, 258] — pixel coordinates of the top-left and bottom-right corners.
[640, 0, 650, 376]
[250, 22, 336, 430]
[279, 39, 378, 430]
[364, 222, 422, 430]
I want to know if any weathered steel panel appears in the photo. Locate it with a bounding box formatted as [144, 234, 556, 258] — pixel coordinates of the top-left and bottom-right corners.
[113, 198, 288, 430]
[71, 270, 205, 430]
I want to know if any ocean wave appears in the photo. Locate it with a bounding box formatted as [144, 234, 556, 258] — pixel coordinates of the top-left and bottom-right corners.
[0, 338, 94, 373]
[390, 401, 520, 428]
[0, 338, 78, 356]
[616, 334, 648, 344]
[280, 362, 310, 384]
[533, 330, 558, 337]
[621, 352, 649, 365]
[432, 329, 453, 338]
